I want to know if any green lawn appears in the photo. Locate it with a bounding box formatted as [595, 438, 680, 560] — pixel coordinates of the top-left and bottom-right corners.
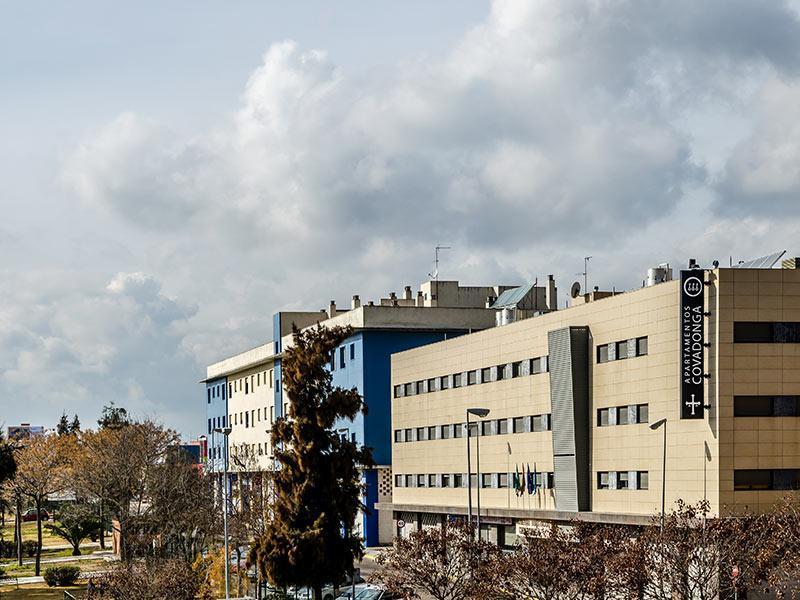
[0, 521, 64, 549]
[1, 558, 109, 580]
[0, 584, 86, 599]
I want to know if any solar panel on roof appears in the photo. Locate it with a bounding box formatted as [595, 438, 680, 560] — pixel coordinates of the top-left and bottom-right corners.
[491, 284, 534, 309]
[732, 250, 786, 269]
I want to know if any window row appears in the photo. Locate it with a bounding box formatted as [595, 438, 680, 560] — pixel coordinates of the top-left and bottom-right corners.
[228, 368, 276, 398]
[207, 414, 228, 434]
[394, 356, 550, 399]
[395, 471, 555, 490]
[734, 396, 800, 417]
[231, 442, 271, 459]
[207, 383, 227, 403]
[597, 471, 649, 490]
[228, 406, 274, 429]
[597, 337, 648, 364]
[394, 414, 552, 443]
[734, 469, 800, 490]
[597, 404, 649, 427]
[330, 343, 356, 371]
[734, 322, 800, 344]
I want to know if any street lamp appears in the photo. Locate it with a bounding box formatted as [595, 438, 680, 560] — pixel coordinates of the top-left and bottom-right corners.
[466, 408, 490, 539]
[214, 426, 232, 600]
[649, 418, 667, 532]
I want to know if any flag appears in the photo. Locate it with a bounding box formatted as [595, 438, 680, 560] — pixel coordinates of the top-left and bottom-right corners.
[516, 465, 524, 497]
[532, 463, 539, 495]
[526, 463, 534, 495]
[512, 465, 520, 496]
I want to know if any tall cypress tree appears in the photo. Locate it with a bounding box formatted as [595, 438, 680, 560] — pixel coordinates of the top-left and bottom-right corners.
[250, 325, 373, 600]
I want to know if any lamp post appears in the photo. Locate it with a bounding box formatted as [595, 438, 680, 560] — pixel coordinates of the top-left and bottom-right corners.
[466, 408, 490, 539]
[214, 427, 232, 600]
[649, 418, 667, 532]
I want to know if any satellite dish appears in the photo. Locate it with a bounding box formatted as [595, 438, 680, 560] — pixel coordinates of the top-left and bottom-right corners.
[570, 281, 581, 299]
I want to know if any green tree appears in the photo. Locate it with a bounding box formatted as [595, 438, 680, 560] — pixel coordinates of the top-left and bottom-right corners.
[249, 325, 373, 600]
[98, 401, 130, 430]
[56, 412, 81, 436]
[45, 502, 101, 556]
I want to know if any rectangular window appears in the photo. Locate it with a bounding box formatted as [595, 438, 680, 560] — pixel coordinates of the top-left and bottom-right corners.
[532, 414, 549, 432]
[637, 337, 648, 356]
[440, 376, 450, 390]
[530, 357, 541, 374]
[417, 475, 426, 488]
[245, 412, 249, 428]
[405, 475, 413, 487]
[616, 341, 628, 360]
[330, 351, 336, 370]
[229, 383, 233, 397]
[481, 473, 492, 488]
[468, 422, 478, 438]
[454, 474, 463, 488]
[481, 367, 491, 383]
[597, 345, 609, 363]
[442, 474, 451, 488]
[350, 344, 355, 360]
[734, 470, 774, 490]
[734, 322, 775, 343]
[207, 418, 211, 434]
[496, 365, 505, 381]
[417, 427, 426, 441]
[637, 404, 649, 423]
[395, 475, 403, 487]
[245, 380, 249, 394]
[257, 373, 261, 387]
[405, 382, 416, 396]
[427, 378, 437, 392]
[394, 385, 403, 398]
[467, 370, 477, 385]
[497, 419, 509, 435]
[617, 406, 630, 426]
[498, 473, 509, 488]
[440, 425, 451, 439]
[512, 361, 522, 378]
[339, 346, 346, 368]
[428, 474, 437, 488]
[454, 423, 464, 438]
[269, 369, 274, 389]
[404, 428, 412, 442]
[598, 408, 611, 427]
[394, 430, 402, 443]
[513, 416, 526, 433]
[258, 408, 261, 421]
[598, 472, 610, 489]
[637, 472, 649, 490]
[453, 373, 463, 388]
[207, 389, 211, 403]
[617, 471, 630, 489]
[428, 426, 437, 440]
[417, 380, 425, 394]
[735, 396, 800, 417]
[481, 421, 493, 436]
[270, 407, 274, 424]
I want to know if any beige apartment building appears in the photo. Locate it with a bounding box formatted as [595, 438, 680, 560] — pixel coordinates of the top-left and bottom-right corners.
[384, 263, 800, 545]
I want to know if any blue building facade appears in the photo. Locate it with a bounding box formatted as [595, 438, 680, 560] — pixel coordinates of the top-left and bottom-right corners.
[329, 330, 467, 546]
[205, 377, 228, 472]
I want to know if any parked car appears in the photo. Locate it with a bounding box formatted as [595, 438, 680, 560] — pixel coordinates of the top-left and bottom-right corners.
[21, 508, 50, 522]
[351, 585, 396, 600]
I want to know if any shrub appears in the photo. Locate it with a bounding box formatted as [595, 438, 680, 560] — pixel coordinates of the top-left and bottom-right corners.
[0, 565, 6, 579]
[22, 540, 38, 557]
[0, 540, 13, 558]
[43, 565, 80, 587]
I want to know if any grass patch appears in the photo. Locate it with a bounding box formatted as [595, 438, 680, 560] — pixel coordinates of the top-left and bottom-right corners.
[0, 558, 109, 580]
[0, 583, 86, 599]
[0, 522, 64, 548]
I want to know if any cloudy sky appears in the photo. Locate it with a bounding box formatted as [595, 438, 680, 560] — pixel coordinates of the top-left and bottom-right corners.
[3, 1, 800, 438]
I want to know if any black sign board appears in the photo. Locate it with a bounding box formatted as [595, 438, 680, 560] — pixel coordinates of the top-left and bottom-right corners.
[680, 270, 705, 419]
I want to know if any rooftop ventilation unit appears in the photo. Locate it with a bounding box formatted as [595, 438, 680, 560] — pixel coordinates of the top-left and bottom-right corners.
[646, 263, 673, 287]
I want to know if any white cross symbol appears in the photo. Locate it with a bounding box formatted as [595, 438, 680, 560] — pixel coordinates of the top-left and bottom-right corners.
[687, 394, 701, 415]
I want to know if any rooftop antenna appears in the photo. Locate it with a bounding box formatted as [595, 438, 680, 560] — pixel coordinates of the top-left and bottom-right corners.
[428, 244, 452, 282]
[427, 244, 451, 306]
[577, 256, 591, 297]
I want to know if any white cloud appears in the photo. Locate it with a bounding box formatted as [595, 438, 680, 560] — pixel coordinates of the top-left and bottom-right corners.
[8, 0, 800, 434]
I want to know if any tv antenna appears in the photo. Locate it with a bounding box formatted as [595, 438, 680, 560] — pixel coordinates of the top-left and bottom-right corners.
[428, 245, 451, 282]
[576, 256, 591, 295]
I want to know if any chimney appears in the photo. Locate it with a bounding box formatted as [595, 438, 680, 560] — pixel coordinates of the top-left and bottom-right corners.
[403, 286, 412, 301]
[389, 292, 397, 301]
[546, 275, 557, 311]
[368, 301, 375, 306]
[416, 291, 424, 307]
[328, 300, 337, 318]
[351, 295, 361, 309]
